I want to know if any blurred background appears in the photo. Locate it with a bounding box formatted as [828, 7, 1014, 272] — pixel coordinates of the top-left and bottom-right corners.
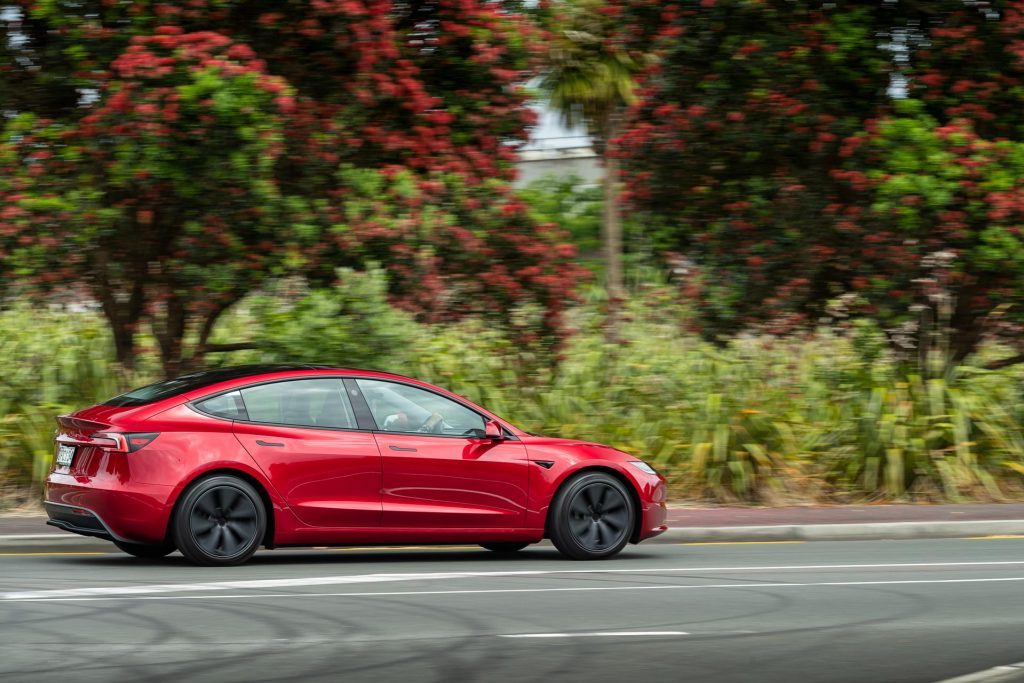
[2, 0, 1024, 509]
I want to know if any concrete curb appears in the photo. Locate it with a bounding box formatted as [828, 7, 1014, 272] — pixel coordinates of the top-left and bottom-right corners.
[653, 519, 1024, 543]
[3, 519, 1024, 553]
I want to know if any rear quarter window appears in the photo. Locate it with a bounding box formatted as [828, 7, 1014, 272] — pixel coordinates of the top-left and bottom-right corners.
[195, 390, 248, 421]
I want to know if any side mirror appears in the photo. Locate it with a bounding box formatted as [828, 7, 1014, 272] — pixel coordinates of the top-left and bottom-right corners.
[484, 419, 504, 440]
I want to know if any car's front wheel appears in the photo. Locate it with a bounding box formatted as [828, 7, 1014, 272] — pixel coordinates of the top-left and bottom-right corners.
[549, 472, 635, 560]
[113, 539, 176, 559]
[172, 475, 266, 566]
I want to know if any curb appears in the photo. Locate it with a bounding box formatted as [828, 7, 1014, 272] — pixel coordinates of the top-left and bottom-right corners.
[3, 519, 1024, 554]
[653, 520, 1024, 543]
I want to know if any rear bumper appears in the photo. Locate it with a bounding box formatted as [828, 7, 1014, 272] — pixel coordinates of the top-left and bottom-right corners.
[45, 502, 118, 541]
[45, 476, 175, 544]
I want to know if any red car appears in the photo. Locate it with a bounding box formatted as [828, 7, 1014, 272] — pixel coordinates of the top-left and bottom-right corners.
[45, 365, 668, 565]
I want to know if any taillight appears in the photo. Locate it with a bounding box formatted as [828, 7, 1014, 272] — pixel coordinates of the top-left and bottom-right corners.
[93, 432, 160, 453]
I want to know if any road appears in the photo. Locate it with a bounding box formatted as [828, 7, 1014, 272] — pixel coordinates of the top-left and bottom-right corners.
[2, 539, 1024, 683]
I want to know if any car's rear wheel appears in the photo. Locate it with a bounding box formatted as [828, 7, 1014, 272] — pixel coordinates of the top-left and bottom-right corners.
[113, 539, 176, 559]
[172, 475, 266, 566]
[549, 471, 635, 560]
[479, 542, 530, 554]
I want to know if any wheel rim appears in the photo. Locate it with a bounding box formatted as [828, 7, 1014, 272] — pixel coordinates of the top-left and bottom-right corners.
[567, 482, 629, 552]
[189, 486, 259, 558]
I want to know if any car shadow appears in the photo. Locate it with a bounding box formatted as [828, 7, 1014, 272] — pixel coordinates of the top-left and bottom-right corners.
[61, 545, 664, 567]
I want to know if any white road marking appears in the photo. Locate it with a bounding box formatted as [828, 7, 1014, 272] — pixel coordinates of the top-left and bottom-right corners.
[7, 575, 1024, 603]
[5, 560, 1024, 601]
[934, 660, 1024, 683]
[500, 631, 689, 638]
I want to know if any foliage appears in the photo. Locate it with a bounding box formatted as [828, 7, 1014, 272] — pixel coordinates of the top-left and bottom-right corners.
[0, 304, 150, 499]
[615, 0, 1024, 364]
[4, 293, 1024, 506]
[250, 267, 420, 370]
[519, 175, 604, 257]
[307, 168, 586, 351]
[0, 30, 296, 376]
[0, 1, 580, 375]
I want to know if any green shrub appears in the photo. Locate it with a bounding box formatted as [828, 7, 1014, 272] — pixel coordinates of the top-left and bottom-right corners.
[3, 289, 1024, 507]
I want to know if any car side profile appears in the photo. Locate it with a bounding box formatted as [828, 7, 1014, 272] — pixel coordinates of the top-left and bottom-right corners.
[45, 365, 668, 565]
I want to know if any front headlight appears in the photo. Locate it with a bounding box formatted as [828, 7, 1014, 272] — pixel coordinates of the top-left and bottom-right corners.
[629, 461, 658, 476]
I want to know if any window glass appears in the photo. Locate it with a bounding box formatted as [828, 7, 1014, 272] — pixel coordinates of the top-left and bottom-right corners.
[240, 379, 357, 429]
[103, 364, 325, 406]
[356, 379, 486, 436]
[196, 390, 248, 421]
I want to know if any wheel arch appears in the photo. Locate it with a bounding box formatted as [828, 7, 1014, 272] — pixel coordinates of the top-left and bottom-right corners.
[166, 467, 277, 548]
[546, 465, 644, 544]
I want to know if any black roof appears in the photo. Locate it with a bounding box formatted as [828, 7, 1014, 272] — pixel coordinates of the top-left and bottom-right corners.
[103, 364, 333, 407]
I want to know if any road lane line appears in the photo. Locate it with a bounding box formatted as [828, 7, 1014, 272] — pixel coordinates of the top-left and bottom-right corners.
[500, 631, 689, 638]
[682, 541, 805, 546]
[7, 560, 1024, 600]
[8, 575, 1024, 603]
[964, 535, 1024, 540]
[0, 552, 108, 557]
[934, 660, 1024, 683]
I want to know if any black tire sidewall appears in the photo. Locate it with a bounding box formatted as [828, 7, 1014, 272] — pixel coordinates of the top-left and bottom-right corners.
[172, 475, 266, 566]
[549, 472, 635, 560]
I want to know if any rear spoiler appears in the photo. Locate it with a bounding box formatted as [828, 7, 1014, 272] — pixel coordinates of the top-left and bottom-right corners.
[56, 415, 111, 434]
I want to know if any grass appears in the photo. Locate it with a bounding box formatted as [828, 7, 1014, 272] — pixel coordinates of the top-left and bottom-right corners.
[2, 289, 1023, 508]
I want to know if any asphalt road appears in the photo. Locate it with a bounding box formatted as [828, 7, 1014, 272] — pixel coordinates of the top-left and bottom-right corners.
[2, 539, 1024, 683]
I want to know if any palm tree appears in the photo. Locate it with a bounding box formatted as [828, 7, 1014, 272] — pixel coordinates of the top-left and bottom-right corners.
[541, 0, 643, 338]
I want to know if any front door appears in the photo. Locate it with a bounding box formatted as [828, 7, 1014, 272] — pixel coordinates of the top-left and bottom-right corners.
[231, 378, 382, 528]
[356, 379, 529, 529]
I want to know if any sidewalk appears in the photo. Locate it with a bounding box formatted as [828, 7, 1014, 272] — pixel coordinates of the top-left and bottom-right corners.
[660, 502, 1024, 543]
[5, 503, 1024, 552]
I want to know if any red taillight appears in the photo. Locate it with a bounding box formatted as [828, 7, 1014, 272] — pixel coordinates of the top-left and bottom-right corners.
[93, 432, 159, 453]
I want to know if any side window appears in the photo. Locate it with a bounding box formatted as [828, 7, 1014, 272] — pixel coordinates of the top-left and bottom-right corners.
[196, 390, 248, 421]
[356, 379, 486, 437]
[240, 379, 357, 429]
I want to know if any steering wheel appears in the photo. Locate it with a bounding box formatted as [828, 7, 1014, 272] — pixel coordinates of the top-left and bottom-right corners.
[419, 413, 445, 434]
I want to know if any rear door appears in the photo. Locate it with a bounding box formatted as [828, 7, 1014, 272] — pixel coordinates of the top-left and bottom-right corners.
[227, 378, 382, 528]
[356, 379, 529, 529]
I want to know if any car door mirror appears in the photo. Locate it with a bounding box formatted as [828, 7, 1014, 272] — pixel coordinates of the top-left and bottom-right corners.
[483, 419, 504, 440]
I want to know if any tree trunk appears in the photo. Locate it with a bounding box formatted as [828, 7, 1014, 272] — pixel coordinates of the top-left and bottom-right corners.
[109, 317, 136, 371]
[155, 293, 187, 379]
[601, 114, 625, 343]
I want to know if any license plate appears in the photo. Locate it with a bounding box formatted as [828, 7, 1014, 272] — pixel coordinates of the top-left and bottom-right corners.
[55, 444, 76, 472]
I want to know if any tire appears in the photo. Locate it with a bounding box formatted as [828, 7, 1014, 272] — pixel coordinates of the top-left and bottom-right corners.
[172, 475, 266, 567]
[113, 539, 176, 559]
[479, 542, 530, 554]
[548, 471, 635, 560]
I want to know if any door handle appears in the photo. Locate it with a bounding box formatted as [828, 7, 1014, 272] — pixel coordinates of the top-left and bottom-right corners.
[255, 440, 284, 447]
[389, 445, 417, 452]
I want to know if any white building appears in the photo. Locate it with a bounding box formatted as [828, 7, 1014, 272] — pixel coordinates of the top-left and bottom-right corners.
[514, 100, 601, 188]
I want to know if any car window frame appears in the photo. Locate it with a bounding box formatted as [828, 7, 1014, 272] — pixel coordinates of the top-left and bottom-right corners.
[187, 375, 519, 441]
[354, 378, 511, 440]
[189, 377, 366, 433]
[192, 389, 250, 422]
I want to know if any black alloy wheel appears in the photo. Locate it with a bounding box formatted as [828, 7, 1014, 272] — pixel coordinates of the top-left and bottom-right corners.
[549, 472, 635, 560]
[172, 475, 266, 566]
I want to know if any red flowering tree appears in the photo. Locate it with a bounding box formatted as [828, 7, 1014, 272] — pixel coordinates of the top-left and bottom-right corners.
[616, 0, 1024, 363]
[1, 2, 580, 373]
[313, 167, 583, 348]
[617, 1, 892, 336]
[1, 30, 296, 374]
